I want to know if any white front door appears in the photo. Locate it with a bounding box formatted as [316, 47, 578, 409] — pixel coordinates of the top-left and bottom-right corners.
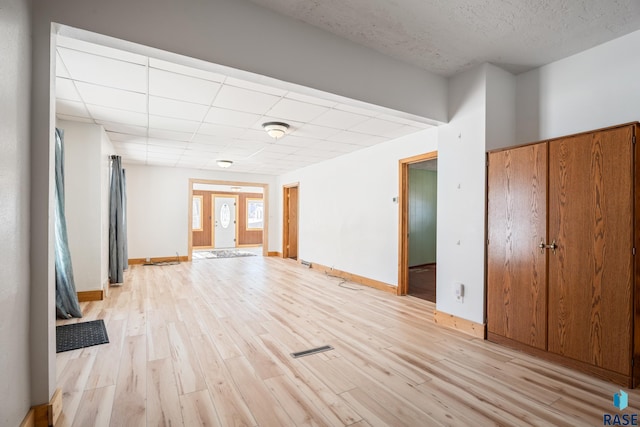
[213, 196, 237, 249]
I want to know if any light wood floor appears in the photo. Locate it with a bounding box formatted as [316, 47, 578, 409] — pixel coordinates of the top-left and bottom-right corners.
[56, 256, 640, 426]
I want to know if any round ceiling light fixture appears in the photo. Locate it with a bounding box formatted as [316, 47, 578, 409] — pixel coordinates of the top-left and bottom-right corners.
[216, 159, 233, 168]
[262, 121, 289, 140]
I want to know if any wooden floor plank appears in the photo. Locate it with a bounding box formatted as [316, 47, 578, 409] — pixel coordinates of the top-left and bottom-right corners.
[147, 357, 185, 427]
[55, 257, 634, 426]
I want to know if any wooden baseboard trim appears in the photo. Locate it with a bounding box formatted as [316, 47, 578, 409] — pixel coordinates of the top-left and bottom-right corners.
[29, 388, 62, 427]
[128, 256, 189, 265]
[20, 409, 34, 427]
[267, 251, 282, 257]
[433, 310, 486, 339]
[77, 290, 104, 302]
[310, 262, 397, 294]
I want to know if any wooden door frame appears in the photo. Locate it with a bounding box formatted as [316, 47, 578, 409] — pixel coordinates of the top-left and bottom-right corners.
[212, 193, 239, 249]
[398, 151, 438, 296]
[282, 183, 299, 259]
[188, 179, 269, 260]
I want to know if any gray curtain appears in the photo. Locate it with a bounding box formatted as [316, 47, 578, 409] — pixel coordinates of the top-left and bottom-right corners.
[54, 128, 83, 319]
[109, 155, 128, 284]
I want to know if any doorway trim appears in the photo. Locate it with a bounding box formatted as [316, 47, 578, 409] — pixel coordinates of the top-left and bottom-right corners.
[188, 179, 269, 260]
[282, 183, 299, 259]
[398, 151, 438, 296]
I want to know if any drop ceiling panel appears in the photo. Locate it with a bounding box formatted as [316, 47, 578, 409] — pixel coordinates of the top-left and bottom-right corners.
[291, 124, 341, 140]
[149, 58, 225, 82]
[56, 77, 82, 102]
[56, 53, 71, 78]
[148, 129, 193, 142]
[212, 85, 281, 115]
[285, 92, 338, 108]
[148, 115, 200, 133]
[204, 107, 261, 128]
[267, 98, 329, 122]
[87, 105, 148, 127]
[56, 99, 91, 118]
[101, 122, 148, 137]
[75, 81, 147, 113]
[313, 109, 370, 129]
[58, 47, 147, 92]
[147, 139, 189, 150]
[185, 143, 226, 153]
[57, 114, 94, 124]
[149, 96, 209, 122]
[197, 123, 247, 138]
[57, 36, 147, 65]
[225, 76, 288, 96]
[149, 68, 221, 105]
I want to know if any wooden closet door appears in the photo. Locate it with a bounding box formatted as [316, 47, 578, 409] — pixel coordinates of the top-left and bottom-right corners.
[548, 126, 634, 374]
[487, 143, 548, 349]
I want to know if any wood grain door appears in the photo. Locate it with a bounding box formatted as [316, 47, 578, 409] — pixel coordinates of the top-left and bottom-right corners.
[547, 126, 634, 374]
[487, 143, 548, 349]
[283, 185, 299, 259]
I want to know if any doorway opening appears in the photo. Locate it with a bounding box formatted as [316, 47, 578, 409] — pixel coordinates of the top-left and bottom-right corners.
[188, 179, 269, 260]
[398, 152, 438, 301]
[282, 184, 299, 260]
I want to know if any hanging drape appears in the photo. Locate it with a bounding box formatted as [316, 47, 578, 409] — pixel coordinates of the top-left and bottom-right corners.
[54, 128, 83, 319]
[109, 155, 128, 284]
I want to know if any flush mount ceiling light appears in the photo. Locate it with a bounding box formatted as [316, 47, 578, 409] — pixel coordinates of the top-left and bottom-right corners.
[216, 160, 233, 168]
[262, 121, 289, 140]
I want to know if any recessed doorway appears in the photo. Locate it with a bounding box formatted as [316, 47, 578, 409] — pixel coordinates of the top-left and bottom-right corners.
[398, 152, 438, 301]
[282, 184, 299, 260]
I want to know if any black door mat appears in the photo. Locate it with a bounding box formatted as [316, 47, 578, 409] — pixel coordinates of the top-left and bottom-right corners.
[56, 319, 109, 353]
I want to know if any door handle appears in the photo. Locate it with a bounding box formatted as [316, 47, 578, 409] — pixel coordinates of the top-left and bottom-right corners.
[538, 239, 558, 254]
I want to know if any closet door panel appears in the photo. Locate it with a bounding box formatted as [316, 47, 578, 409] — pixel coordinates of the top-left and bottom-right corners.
[487, 143, 548, 349]
[548, 126, 633, 374]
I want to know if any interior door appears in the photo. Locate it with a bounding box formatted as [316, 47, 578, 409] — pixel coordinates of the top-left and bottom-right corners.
[487, 143, 548, 349]
[283, 186, 299, 259]
[547, 127, 633, 374]
[213, 195, 237, 249]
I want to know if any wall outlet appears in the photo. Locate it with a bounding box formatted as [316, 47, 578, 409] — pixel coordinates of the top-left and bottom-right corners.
[454, 283, 464, 303]
[145, 257, 150, 262]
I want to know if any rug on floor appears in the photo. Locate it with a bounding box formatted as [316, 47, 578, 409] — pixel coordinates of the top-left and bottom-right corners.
[194, 250, 257, 259]
[56, 319, 109, 353]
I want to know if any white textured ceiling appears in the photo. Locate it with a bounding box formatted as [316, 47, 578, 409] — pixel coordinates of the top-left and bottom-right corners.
[55, 36, 431, 175]
[249, 0, 640, 75]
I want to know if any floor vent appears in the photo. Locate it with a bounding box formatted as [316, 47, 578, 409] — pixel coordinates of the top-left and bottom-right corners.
[290, 345, 334, 358]
[300, 260, 312, 268]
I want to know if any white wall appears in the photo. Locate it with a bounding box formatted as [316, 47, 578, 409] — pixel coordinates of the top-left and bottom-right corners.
[60, 120, 115, 292]
[125, 164, 277, 259]
[486, 64, 516, 151]
[436, 65, 488, 324]
[276, 129, 438, 286]
[0, 0, 32, 423]
[516, 29, 640, 143]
